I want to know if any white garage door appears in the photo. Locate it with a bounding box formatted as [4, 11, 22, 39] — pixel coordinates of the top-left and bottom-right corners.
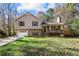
[18, 30, 28, 37]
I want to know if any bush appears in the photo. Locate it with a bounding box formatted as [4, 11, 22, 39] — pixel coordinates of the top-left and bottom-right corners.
[11, 32, 16, 36]
[67, 16, 79, 35]
[8, 32, 16, 36]
[0, 30, 7, 38]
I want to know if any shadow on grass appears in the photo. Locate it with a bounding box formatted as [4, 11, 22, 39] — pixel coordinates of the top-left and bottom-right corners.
[19, 45, 73, 56]
[66, 47, 79, 51]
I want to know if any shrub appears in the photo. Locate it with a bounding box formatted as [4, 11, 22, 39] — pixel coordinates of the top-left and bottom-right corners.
[67, 16, 79, 35]
[8, 32, 16, 36]
[0, 30, 7, 38]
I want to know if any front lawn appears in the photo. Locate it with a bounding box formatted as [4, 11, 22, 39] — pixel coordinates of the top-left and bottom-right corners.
[0, 37, 79, 56]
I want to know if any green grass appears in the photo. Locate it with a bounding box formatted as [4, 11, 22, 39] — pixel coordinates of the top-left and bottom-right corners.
[0, 36, 79, 56]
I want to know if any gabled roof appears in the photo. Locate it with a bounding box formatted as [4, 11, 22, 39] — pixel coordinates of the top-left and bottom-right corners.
[15, 13, 42, 21]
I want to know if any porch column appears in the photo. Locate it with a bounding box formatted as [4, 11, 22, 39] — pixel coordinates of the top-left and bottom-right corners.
[60, 25, 64, 37]
[61, 25, 63, 30]
[46, 26, 48, 35]
[49, 25, 51, 31]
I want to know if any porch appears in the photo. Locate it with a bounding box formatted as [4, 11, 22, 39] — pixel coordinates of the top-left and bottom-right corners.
[42, 23, 64, 37]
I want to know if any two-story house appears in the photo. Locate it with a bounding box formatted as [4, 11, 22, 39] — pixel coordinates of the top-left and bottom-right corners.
[15, 13, 65, 37]
[15, 13, 43, 37]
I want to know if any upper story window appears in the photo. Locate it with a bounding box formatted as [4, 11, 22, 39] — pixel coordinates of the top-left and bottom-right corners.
[32, 21, 38, 26]
[19, 21, 25, 26]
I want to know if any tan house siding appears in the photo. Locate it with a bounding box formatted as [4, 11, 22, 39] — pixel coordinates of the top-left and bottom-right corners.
[16, 29, 42, 36]
[15, 14, 42, 30]
[15, 14, 43, 36]
[28, 29, 42, 36]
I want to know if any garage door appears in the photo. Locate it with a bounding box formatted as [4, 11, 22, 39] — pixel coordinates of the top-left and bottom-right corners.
[18, 30, 28, 37]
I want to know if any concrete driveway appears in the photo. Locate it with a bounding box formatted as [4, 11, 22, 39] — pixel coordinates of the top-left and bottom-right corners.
[0, 36, 19, 46]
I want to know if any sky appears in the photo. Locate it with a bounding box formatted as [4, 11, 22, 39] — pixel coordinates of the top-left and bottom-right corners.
[16, 3, 55, 15]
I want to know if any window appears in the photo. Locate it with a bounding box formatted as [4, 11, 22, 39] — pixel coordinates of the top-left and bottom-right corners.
[32, 32, 38, 36]
[32, 21, 38, 26]
[19, 21, 25, 26]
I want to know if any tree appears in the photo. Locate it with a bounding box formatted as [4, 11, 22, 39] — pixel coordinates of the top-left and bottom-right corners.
[43, 8, 54, 22]
[67, 16, 79, 35]
[46, 8, 54, 16]
[37, 11, 45, 21]
[54, 3, 78, 23]
[45, 8, 54, 21]
[54, 3, 79, 36]
[0, 3, 17, 36]
[6, 3, 17, 36]
[65, 3, 77, 18]
[0, 4, 7, 34]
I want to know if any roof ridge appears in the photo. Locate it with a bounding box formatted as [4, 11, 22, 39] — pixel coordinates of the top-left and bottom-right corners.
[15, 13, 42, 21]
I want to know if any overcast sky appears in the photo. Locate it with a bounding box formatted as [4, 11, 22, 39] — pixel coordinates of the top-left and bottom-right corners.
[16, 3, 55, 15]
